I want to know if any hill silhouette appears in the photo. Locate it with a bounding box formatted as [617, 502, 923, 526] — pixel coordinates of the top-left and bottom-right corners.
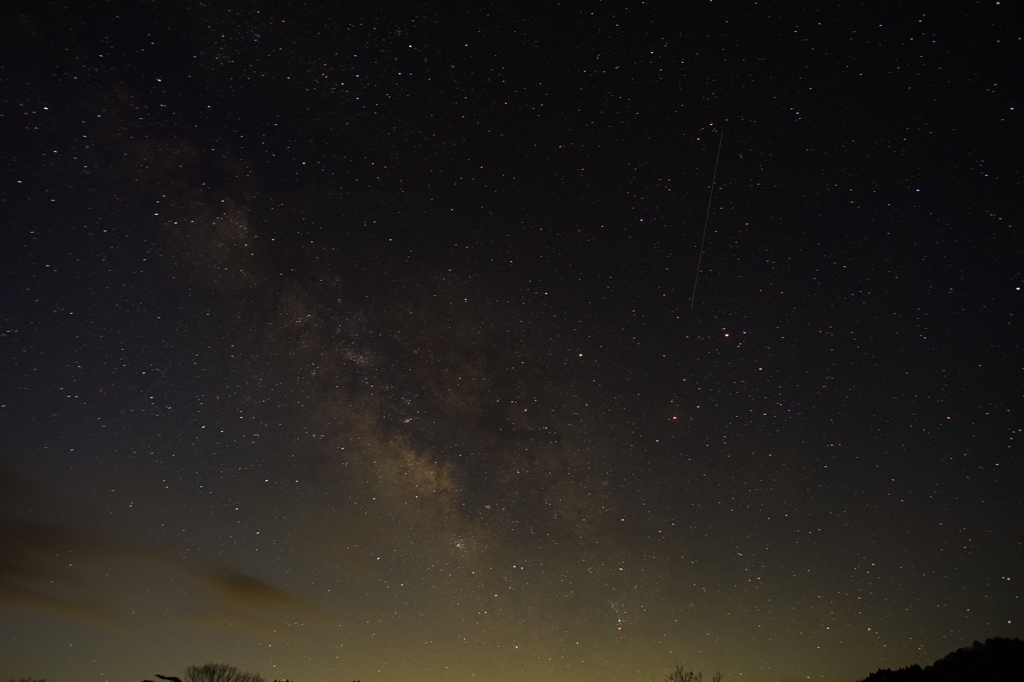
[862, 637, 1024, 681]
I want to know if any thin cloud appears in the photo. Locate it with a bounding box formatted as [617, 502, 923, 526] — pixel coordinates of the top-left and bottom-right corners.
[0, 461, 327, 638]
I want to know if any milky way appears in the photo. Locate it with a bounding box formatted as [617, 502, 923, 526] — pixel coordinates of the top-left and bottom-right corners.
[1, 2, 1020, 681]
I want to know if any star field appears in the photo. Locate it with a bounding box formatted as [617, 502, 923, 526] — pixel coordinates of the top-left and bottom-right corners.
[0, 2, 1020, 682]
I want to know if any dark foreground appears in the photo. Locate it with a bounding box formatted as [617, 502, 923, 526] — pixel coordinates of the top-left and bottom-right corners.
[861, 637, 1024, 682]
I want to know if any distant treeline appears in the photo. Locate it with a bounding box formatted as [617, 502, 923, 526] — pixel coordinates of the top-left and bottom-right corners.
[862, 637, 1024, 682]
[11, 639, 1022, 682]
[138, 665, 356, 682]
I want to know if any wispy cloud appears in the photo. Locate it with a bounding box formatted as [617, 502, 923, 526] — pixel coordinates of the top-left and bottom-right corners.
[0, 462, 326, 638]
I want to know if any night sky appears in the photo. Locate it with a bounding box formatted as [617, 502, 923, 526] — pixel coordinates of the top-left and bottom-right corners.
[1, 2, 1020, 681]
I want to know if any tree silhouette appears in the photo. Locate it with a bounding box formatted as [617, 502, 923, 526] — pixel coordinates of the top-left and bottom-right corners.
[861, 637, 1024, 681]
[184, 664, 265, 682]
[666, 664, 722, 682]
